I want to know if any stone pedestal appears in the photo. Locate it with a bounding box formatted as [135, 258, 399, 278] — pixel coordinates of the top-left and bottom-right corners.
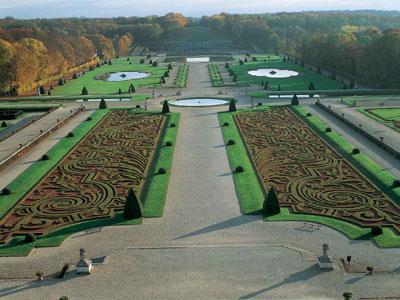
[76, 248, 93, 274]
[317, 243, 334, 270]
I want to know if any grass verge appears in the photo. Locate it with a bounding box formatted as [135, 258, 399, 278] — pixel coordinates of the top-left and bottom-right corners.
[142, 112, 180, 217]
[218, 111, 264, 214]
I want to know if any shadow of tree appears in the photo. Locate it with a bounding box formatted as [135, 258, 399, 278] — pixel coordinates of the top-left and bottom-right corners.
[239, 264, 322, 299]
[174, 215, 259, 240]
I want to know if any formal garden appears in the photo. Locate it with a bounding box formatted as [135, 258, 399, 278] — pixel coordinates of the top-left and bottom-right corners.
[219, 103, 400, 247]
[0, 107, 179, 256]
[51, 57, 168, 96]
[359, 107, 400, 133]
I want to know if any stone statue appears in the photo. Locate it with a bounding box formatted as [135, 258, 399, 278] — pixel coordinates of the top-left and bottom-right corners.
[322, 244, 329, 257]
[318, 243, 334, 270]
[79, 248, 86, 260]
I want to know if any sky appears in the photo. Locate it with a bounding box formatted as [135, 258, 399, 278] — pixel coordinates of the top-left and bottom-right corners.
[0, 0, 399, 19]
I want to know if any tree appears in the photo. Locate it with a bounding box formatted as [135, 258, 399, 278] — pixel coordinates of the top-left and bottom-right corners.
[164, 70, 169, 77]
[123, 189, 143, 219]
[291, 94, 299, 105]
[264, 80, 269, 90]
[99, 98, 107, 109]
[81, 86, 88, 95]
[118, 88, 122, 94]
[263, 187, 280, 217]
[58, 78, 64, 86]
[277, 84, 281, 91]
[162, 100, 170, 113]
[128, 84, 135, 93]
[39, 85, 45, 95]
[160, 76, 165, 84]
[72, 73, 78, 79]
[233, 74, 237, 82]
[308, 82, 316, 90]
[229, 99, 236, 112]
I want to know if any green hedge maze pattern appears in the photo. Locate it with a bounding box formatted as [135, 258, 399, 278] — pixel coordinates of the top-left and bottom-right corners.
[0, 110, 164, 244]
[235, 107, 400, 233]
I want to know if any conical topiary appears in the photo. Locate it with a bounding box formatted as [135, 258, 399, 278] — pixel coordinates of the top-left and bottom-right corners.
[291, 94, 299, 106]
[162, 100, 170, 113]
[263, 187, 280, 217]
[99, 98, 107, 109]
[81, 86, 88, 95]
[229, 99, 236, 112]
[123, 189, 143, 219]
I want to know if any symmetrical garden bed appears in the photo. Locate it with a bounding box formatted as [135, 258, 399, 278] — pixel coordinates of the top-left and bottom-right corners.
[0, 110, 165, 244]
[362, 107, 400, 132]
[235, 107, 400, 233]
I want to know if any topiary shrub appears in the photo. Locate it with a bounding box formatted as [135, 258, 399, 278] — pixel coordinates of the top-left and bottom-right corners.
[229, 99, 236, 112]
[291, 94, 299, 106]
[1, 121, 7, 127]
[24, 233, 36, 243]
[81, 86, 88, 95]
[392, 179, 400, 188]
[1, 187, 11, 195]
[123, 189, 143, 219]
[118, 88, 122, 94]
[135, 104, 141, 109]
[325, 127, 332, 133]
[158, 167, 166, 174]
[99, 98, 107, 109]
[227, 139, 235, 146]
[352, 148, 360, 155]
[263, 187, 280, 217]
[59, 296, 69, 300]
[257, 102, 263, 106]
[162, 100, 170, 114]
[223, 122, 229, 127]
[41, 154, 49, 161]
[306, 113, 312, 117]
[165, 141, 172, 147]
[235, 166, 244, 173]
[86, 117, 92, 121]
[170, 123, 176, 128]
[67, 132, 74, 138]
[371, 226, 383, 236]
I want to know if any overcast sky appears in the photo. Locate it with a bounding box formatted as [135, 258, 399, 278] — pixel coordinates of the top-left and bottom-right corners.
[0, 0, 399, 18]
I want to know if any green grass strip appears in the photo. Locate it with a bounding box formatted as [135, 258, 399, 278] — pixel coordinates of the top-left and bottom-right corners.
[218, 111, 264, 214]
[142, 112, 180, 217]
[0, 109, 109, 219]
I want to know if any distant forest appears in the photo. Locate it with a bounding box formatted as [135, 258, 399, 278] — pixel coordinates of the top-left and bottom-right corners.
[1, 11, 400, 94]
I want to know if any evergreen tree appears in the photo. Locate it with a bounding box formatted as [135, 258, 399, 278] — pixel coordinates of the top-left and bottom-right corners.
[229, 99, 236, 112]
[291, 94, 299, 105]
[162, 100, 170, 113]
[233, 74, 237, 82]
[81, 86, 88, 95]
[108, 60, 112, 65]
[58, 78, 64, 86]
[164, 70, 169, 77]
[283, 56, 287, 62]
[168, 63, 173, 70]
[123, 189, 143, 219]
[263, 187, 280, 217]
[99, 98, 107, 109]
[160, 76, 165, 84]
[343, 83, 348, 90]
[39, 85, 45, 95]
[277, 84, 281, 91]
[118, 88, 122, 94]
[308, 82, 316, 90]
[264, 80, 269, 90]
[72, 73, 78, 79]
[128, 84, 135, 93]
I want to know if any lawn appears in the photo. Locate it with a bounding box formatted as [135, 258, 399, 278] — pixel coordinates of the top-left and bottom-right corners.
[358, 108, 400, 133]
[208, 64, 223, 87]
[52, 57, 167, 96]
[142, 112, 180, 217]
[175, 64, 189, 88]
[230, 59, 343, 90]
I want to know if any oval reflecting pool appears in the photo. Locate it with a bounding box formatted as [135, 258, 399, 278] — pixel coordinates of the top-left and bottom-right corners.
[105, 72, 150, 81]
[248, 69, 299, 78]
[169, 98, 229, 107]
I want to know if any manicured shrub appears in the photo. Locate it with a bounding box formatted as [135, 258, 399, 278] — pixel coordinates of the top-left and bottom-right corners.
[99, 98, 107, 109]
[108, 60, 112, 65]
[81, 86, 88, 95]
[128, 84, 135, 93]
[47, 90, 51, 96]
[59, 296, 69, 300]
[264, 81, 269, 90]
[39, 85, 45, 95]
[392, 179, 400, 188]
[349, 80, 355, 89]
[140, 58, 145, 64]
[164, 71, 169, 77]
[343, 83, 348, 90]
[227, 139, 235, 146]
[223, 122, 229, 127]
[24, 233, 36, 243]
[170, 123, 176, 128]
[118, 88, 122, 94]
[1, 121, 7, 127]
[72, 73, 78, 79]
[235, 166, 244, 173]
[41, 154, 49, 161]
[233, 74, 237, 82]
[135, 104, 141, 109]
[152, 61, 158, 67]
[1, 187, 11, 195]
[291, 94, 299, 106]
[58, 78, 64, 86]
[168, 63, 173, 70]
[86, 117, 92, 121]
[257, 102, 263, 106]
[67, 132, 74, 138]
[160, 76, 165, 84]
[352, 148, 360, 155]
[263, 187, 280, 217]
[229, 99, 236, 112]
[308, 82, 316, 91]
[162, 100, 170, 114]
[371, 226, 383, 236]
[306, 113, 312, 117]
[158, 167, 166, 174]
[277, 84, 281, 91]
[325, 127, 332, 132]
[123, 189, 143, 219]
[165, 141, 173, 147]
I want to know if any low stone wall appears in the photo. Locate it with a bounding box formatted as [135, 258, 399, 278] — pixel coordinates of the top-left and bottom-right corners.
[0, 106, 84, 172]
[315, 101, 400, 160]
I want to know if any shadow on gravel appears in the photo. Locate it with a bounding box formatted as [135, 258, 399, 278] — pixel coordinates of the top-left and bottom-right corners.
[174, 215, 259, 240]
[239, 264, 321, 299]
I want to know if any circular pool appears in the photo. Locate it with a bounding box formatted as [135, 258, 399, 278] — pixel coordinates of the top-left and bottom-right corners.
[169, 98, 229, 107]
[105, 72, 150, 82]
[248, 68, 299, 78]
